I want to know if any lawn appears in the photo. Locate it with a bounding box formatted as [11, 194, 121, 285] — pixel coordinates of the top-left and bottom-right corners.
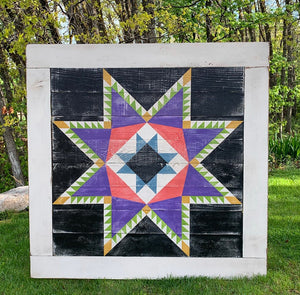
[0, 169, 299, 295]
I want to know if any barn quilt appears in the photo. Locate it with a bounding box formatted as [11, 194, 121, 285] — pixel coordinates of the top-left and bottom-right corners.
[51, 67, 244, 257]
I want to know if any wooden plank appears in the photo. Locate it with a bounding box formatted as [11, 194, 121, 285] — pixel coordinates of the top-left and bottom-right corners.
[31, 256, 267, 278]
[27, 69, 52, 255]
[27, 43, 269, 68]
[243, 67, 268, 259]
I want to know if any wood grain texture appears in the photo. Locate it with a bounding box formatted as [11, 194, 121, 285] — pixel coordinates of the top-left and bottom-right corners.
[191, 68, 244, 120]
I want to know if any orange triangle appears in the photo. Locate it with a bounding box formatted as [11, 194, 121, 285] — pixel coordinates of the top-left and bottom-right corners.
[149, 165, 188, 204]
[106, 166, 144, 204]
[149, 123, 189, 161]
[106, 123, 144, 161]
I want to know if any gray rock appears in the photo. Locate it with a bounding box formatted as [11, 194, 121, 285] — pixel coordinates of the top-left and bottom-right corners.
[0, 186, 29, 212]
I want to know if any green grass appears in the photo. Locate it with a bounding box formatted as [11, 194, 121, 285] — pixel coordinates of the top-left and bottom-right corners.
[0, 169, 299, 295]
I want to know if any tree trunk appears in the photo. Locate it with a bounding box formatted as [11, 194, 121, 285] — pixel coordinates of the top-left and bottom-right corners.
[284, 0, 294, 134]
[205, 0, 214, 42]
[0, 91, 25, 187]
[142, 0, 156, 43]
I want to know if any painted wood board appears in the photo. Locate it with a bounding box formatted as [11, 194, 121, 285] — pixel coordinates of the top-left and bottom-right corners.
[27, 43, 268, 278]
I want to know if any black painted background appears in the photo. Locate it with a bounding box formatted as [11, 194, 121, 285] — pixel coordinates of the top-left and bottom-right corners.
[51, 67, 244, 257]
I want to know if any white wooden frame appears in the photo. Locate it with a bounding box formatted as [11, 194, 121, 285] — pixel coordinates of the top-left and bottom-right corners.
[27, 43, 269, 279]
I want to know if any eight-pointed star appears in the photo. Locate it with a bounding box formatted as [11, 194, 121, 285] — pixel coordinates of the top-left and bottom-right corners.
[53, 68, 242, 256]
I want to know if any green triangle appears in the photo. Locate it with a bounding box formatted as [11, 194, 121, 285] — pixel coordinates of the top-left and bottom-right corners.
[151, 211, 155, 219]
[119, 89, 125, 98]
[77, 196, 83, 203]
[104, 107, 111, 114]
[156, 216, 162, 223]
[216, 134, 224, 139]
[213, 122, 219, 128]
[136, 107, 142, 116]
[70, 134, 79, 139]
[176, 236, 181, 244]
[137, 211, 142, 218]
[177, 82, 182, 90]
[210, 139, 219, 144]
[105, 233, 111, 239]
[171, 232, 176, 239]
[92, 123, 97, 129]
[219, 122, 225, 128]
[183, 86, 189, 92]
[105, 225, 111, 231]
[182, 219, 188, 226]
[125, 95, 130, 103]
[199, 122, 205, 128]
[212, 196, 219, 203]
[182, 212, 189, 218]
[104, 93, 112, 99]
[112, 235, 117, 243]
[183, 105, 190, 112]
[158, 100, 163, 110]
[130, 100, 136, 110]
[106, 204, 112, 210]
[183, 93, 189, 99]
[166, 227, 171, 234]
[198, 196, 204, 203]
[206, 122, 212, 128]
[105, 86, 111, 92]
[112, 82, 118, 91]
[105, 218, 111, 224]
[128, 220, 132, 228]
[90, 196, 96, 203]
[222, 129, 229, 134]
[132, 215, 137, 223]
[105, 211, 111, 217]
[191, 196, 197, 203]
[192, 122, 197, 128]
[170, 88, 177, 98]
[182, 234, 188, 240]
[77, 122, 84, 128]
[152, 107, 157, 115]
[182, 226, 188, 232]
[105, 100, 111, 107]
[205, 197, 211, 203]
[70, 122, 76, 128]
[164, 95, 169, 104]
[84, 197, 90, 203]
[66, 129, 73, 134]
[71, 197, 76, 203]
[210, 181, 218, 186]
[182, 204, 188, 211]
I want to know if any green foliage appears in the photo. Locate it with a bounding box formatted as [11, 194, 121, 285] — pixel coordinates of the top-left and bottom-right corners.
[269, 134, 300, 168]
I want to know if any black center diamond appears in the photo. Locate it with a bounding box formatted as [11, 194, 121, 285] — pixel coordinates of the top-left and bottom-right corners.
[126, 144, 167, 184]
